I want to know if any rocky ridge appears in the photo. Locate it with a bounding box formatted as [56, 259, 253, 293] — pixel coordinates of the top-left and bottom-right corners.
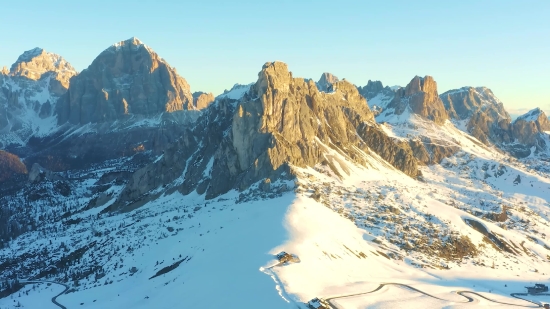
[440, 87, 549, 156]
[114, 61, 420, 208]
[440, 86, 512, 145]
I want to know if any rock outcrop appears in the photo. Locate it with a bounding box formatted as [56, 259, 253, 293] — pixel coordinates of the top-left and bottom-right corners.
[28, 162, 61, 183]
[388, 76, 448, 125]
[114, 62, 420, 208]
[56, 37, 195, 124]
[192, 92, 215, 109]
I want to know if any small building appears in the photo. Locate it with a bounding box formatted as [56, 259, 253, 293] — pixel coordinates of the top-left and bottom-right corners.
[275, 251, 300, 264]
[526, 283, 548, 294]
[307, 297, 330, 309]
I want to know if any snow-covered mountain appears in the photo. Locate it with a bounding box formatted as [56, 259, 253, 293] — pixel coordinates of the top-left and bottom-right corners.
[2, 39, 550, 308]
[0, 48, 77, 148]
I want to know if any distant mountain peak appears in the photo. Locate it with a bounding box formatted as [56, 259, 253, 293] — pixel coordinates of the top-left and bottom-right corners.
[316, 72, 339, 92]
[107, 37, 152, 54]
[383, 75, 448, 125]
[515, 107, 545, 122]
[8, 47, 76, 81]
[404, 75, 438, 97]
[56, 37, 195, 124]
[14, 47, 44, 63]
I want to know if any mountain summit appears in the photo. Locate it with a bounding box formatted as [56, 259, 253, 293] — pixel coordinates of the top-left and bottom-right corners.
[9, 47, 76, 91]
[316, 72, 339, 92]
[512, 108, 550, 146]
[0, 48, 77, 147]
[56, 37, 195, 124]
[386, 75, 448, 124]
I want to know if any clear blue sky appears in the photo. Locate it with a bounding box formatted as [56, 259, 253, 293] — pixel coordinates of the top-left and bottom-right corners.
[1, 0, 549, 116]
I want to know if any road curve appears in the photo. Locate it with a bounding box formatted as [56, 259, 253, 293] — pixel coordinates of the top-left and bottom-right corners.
[457, 291, 542, 307]
[20, 280, 69, 309]
[324, 283, 543, 308]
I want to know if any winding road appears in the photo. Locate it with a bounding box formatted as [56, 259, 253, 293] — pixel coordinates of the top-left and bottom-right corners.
[324, 283, 546, 308]
[20, 280, 69, 309]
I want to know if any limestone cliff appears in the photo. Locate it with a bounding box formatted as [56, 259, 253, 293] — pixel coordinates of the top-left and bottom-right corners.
[388, 76, 448, 125]
[114, 62, 420, 209]
[56, 37, 195, 124]
[192, 92, 215, 109]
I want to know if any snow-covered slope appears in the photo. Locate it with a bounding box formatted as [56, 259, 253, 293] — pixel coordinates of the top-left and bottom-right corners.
[216, 83, 253, 100]
[3, 128, 550, 308]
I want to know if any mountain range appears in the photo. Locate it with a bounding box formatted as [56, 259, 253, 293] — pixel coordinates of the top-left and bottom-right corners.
[1, 37, 550, 308]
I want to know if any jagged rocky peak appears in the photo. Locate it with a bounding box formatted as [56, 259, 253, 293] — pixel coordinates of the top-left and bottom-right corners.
[439, 86, 512, 145]
[512, 108, 550, 146]
[316, 72, 339, 92]
[7, 47, 77, 94]
[10, 47, 76, 78]
[192, 91, 215, 109]
[1, 66, 8, 75]
[357, 80, 385, 100]
[242, 61, 418, 176]
[515, 108, 550, 131]
[440, 86, 509, 121]
[56, 37, 195, 124]
[115, 61, 420, 207]
[356, 80, 396, 115]
[389, 75, 448, 125]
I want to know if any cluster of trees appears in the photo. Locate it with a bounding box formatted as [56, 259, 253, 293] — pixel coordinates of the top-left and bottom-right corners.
[0, 278, 22, 299]
[0, 150, 27, 183]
